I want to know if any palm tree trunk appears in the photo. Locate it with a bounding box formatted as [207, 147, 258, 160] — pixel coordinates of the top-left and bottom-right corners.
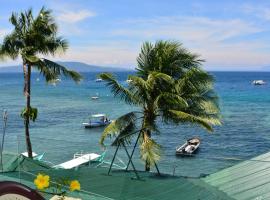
[24, 64, 33, 158]
[145, 129, 151, 172]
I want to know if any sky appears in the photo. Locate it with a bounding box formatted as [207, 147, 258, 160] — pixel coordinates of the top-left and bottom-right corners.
[1, 0, 270, 71]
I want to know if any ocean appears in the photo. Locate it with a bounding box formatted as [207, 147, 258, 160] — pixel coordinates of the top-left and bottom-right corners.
[0, 71, 270, 177]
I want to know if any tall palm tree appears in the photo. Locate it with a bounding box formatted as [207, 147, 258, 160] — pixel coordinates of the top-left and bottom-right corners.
[100, 40, 221, 171]
[100, 69, 221, 171]
[0, 7, 82, 158]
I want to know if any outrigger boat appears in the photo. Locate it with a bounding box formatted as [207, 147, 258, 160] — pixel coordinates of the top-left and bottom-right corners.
[82, 114, 111, 128]
[176, 137, 200, 156]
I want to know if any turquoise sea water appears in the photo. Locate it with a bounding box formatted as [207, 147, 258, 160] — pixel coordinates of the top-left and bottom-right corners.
[0, 71, 270, 177]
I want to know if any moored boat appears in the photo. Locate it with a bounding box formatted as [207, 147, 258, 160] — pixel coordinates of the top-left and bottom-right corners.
[95, 78, 103, 82]
[176, 137, 200, 156]
[252, 80, 266, 85]
[82, 114, 111, 128]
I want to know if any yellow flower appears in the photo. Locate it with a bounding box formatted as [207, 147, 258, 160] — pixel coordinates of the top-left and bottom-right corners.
[34, 173, 50, 190]
[70, 180, 80, 191]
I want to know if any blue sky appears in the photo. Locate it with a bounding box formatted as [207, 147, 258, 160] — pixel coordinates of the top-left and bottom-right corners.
[1, 0, 270, 71]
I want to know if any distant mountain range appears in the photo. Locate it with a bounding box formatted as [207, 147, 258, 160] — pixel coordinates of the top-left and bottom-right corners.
[0, 61, 132, 72]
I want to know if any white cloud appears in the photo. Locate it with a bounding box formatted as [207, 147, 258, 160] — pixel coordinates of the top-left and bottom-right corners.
[46, 15, 269, 70]
[109, 16, 267, 69]
[114, 16, 261, 43]
[52, 43, 138, 69]
[57, 10, 96, 23]
[0, 28, 10, 40]
[242, 4, 270, 21]
[54, 8, 96, 36]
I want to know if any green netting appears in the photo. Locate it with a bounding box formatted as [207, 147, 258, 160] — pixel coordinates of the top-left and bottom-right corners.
[0, 153, 234, 200]
[1, 152, 51, 172]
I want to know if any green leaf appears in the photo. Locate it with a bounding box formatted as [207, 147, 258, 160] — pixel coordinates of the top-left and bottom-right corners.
[21, 107, 38, 122]
[100, 112, 138, 146]
[139, 132, 161, 166]
[24, 55, 40, 63]
[99, 73, 135, 105]
[33, 59, 82, 83]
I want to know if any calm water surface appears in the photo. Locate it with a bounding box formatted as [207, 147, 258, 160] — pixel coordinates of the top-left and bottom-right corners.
[0, 71, 270, 177]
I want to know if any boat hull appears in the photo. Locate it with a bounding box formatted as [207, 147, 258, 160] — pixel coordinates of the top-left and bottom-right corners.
[83, 121, 111, 128]
[175, 137, 200, 156]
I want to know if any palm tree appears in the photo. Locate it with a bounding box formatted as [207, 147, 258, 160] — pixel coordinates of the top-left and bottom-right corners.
[100, 40, 221, 171]
[100, 69, 221, 171]
[0, 7, 82, 158]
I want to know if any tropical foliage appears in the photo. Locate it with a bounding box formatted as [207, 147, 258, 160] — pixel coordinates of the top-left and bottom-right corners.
[100, 41, 221, 171]
[0, 7, 82, 158]
[34, 173, 81, 197]
[136, 40, 204, 78]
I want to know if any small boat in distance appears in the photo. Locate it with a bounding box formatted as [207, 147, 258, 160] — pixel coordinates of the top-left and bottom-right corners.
[252, 80, 266, 85]
[176, 137, 200, 156]
[91, 96, 99, 100]
[82, 114, 111, 128]
[95, 78, 103, 82]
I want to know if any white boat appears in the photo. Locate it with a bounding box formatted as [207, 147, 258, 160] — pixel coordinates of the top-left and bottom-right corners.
[176, 137, 200, 156]
[252, 80, 266, 85]
[82, 114, 111, 128]
[91, 96, 99, 100]
[95, 78, 103, 82]
[49, 78, 61, 86]
[126, 79, 132, 83]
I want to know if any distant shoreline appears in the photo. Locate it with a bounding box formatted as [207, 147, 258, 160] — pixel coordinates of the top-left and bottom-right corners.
[0, 70, 269, 73]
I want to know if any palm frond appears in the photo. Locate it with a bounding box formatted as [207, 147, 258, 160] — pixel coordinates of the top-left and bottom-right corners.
[0, 31, 21, 59]
[154, 92, 188, 111]
[127, 75, 149, 104]
[99, 73, 135, 105]
[111, 121, 137, 146]
[139, 132, 161, 166]
[100, 112, 138, 146]
[33, 59, 82, 83]
[135, 40, 204, 79]
[167, 110, 215, 132]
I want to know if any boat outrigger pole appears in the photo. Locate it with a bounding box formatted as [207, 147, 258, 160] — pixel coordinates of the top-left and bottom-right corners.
[0, 110, 8, 172]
